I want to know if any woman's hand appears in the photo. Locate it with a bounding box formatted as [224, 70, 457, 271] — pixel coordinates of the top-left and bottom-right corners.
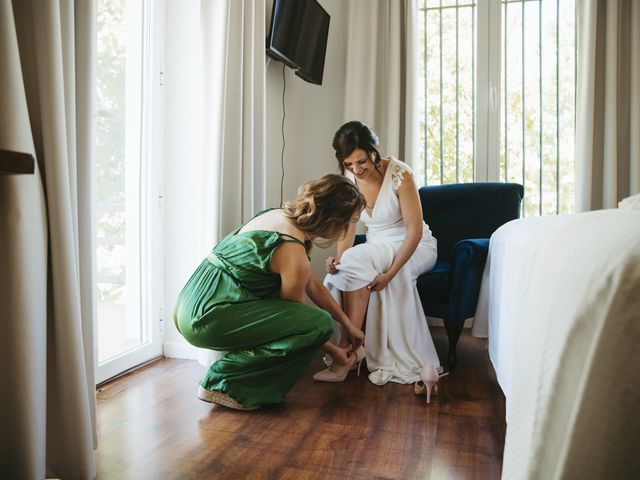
[331, 345, 354, 366]
[345, 322, 365, 349]
[325, 256, 339, 274]
[368, 272, 394, 292]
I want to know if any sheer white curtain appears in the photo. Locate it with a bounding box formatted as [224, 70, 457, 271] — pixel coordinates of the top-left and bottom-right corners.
[576, 0, 640, 211]
[217, 0, 268, 236]
[200, 0, 267, 367]
[163, 0, 267, 367]
[167, 0, 267, 260]
[0, 1, 96, 479]
[342, 0, 419, 167]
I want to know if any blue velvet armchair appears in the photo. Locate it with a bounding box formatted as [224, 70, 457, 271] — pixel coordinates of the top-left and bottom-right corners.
[417, 183, 523, 369]
[355, 182, 523, 370]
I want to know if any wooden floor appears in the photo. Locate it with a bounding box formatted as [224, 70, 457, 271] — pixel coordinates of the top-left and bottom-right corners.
[95, 327, 506, 480]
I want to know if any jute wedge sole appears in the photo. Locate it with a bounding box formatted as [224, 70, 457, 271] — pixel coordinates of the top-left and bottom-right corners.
[197, 386, 260, 411]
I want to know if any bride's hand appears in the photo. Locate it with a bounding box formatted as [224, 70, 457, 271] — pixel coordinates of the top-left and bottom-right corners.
[325, 256, 339, 274]
[368, 272, 393, 292]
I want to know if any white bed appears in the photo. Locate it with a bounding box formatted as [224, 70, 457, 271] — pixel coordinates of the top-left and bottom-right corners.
[472, 208, 640, 480]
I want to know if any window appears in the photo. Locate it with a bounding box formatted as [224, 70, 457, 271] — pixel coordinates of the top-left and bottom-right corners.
[418, 0, 476, 186]
[418, 0, 576, 215]
[500, 0, 575, 215]
[95, 0, 163, 383]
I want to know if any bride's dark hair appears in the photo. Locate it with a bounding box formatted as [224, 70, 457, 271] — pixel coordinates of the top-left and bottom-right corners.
[332, 120, 382, 174]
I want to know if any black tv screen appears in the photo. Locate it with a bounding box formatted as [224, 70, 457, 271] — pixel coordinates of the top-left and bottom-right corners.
[266, 0, 330, 85]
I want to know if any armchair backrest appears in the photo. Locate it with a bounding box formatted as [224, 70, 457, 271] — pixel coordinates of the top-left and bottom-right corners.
[419, 183, 524, 261]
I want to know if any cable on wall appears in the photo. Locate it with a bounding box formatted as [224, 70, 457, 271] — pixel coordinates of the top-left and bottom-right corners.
[280, 64, 286, 207]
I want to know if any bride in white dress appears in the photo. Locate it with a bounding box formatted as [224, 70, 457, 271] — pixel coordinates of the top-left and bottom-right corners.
[313, 121, 441, 386]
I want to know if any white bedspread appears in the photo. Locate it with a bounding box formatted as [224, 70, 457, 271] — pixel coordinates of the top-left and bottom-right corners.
[473, 209, 640, 479]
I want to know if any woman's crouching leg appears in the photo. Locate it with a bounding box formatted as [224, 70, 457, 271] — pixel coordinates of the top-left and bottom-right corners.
[199, 299, 333, 407]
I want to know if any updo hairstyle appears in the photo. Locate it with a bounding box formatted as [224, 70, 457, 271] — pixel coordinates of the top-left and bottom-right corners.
[282, 174, 365, 248]
[332, 121, 383, 174]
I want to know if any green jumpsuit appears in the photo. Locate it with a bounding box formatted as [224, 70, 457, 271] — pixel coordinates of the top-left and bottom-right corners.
[173, 213, 333, 408]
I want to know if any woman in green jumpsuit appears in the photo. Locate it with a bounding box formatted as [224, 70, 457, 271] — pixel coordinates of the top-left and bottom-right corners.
[174, 174, 366, 410]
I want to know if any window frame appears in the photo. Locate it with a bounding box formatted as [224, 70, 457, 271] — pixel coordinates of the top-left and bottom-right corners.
[475, 0, 502, 183]
[94, 0, 166, 385]
[418, 0, 575, 217]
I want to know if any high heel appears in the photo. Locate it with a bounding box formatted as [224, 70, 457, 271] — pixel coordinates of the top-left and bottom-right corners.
[313, 346, 366, 382]
[349, 346, 366, 376]
[414, 363, 449, 404]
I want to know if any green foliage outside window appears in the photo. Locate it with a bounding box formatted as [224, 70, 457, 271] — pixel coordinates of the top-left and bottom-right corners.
[418, 0, 575, 216]
[96, 0, 126, 304]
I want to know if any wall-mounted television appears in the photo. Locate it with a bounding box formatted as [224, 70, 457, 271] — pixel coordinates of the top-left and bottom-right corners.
[266, 0, 330, 85]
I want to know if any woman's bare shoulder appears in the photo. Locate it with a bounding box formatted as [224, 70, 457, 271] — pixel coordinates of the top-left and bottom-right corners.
[238, 209, 303, 241]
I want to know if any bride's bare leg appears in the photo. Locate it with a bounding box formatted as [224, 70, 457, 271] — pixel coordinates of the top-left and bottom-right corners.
[340, 286, 370, 347]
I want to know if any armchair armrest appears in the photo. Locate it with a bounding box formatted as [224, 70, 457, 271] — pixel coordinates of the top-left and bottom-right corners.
[448, 238, 490, 327]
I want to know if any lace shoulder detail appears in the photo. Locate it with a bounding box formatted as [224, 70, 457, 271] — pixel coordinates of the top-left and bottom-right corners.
[388, 158, 413, 190]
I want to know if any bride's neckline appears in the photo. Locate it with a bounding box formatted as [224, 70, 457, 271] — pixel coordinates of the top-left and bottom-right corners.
[357, 158, 391, 216]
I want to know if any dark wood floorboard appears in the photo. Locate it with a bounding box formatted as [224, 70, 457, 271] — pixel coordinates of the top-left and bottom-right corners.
[95, 327, 506, 480]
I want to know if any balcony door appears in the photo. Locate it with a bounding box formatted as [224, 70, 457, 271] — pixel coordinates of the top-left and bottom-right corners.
[94, 0, 164, 384]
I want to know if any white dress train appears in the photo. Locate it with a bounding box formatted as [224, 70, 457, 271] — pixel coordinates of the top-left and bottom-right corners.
[323, 157, 440, 385]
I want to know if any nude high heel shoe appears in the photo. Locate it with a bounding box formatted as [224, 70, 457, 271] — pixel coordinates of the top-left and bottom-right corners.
[313, 346, 366, 382]
[414, 363, 449, 404]
[349, 346, 365, 376]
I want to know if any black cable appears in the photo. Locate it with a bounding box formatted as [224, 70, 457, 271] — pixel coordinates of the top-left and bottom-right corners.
[280, 64, 286, 207]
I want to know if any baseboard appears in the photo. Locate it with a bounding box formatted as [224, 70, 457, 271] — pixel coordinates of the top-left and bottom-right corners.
[426, 316, 474, 328]
[163, 341, 199, 360]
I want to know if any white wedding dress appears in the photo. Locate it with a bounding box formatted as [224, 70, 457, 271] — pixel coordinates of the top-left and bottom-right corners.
[324, 157, 441, 385]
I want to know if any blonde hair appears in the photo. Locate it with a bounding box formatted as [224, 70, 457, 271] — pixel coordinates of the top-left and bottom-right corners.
[283, 174, 365, 248]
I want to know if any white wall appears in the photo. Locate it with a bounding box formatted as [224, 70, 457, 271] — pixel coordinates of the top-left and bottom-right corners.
[162, 0, 349, 359]
[265, 0, 349, 278]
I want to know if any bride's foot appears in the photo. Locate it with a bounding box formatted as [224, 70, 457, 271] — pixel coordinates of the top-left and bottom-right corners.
[313, 346, 365, 382]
